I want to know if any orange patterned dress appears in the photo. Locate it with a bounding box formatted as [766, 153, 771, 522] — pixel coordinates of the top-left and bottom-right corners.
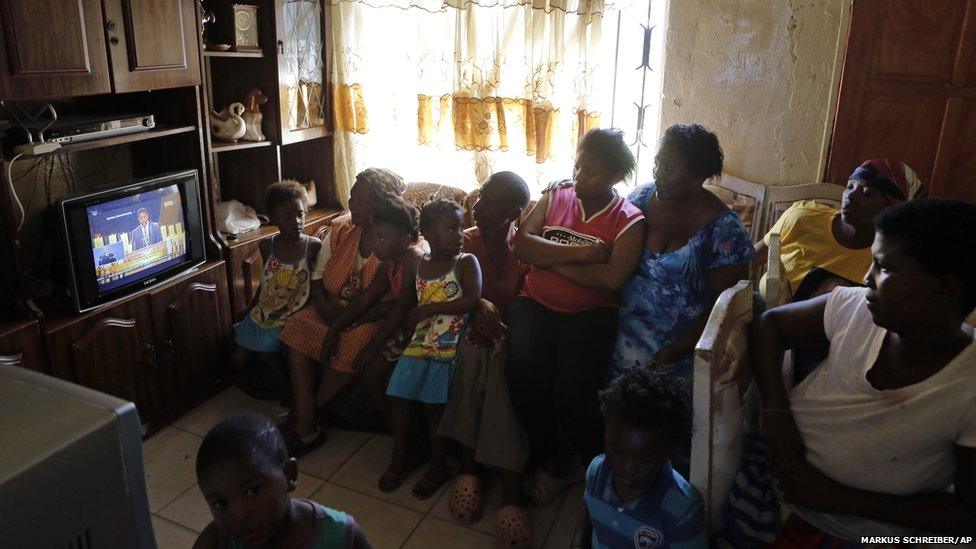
[278, 214, 383, 372]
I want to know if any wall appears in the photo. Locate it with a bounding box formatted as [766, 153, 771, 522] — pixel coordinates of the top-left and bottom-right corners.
[659, 0, 851, 186]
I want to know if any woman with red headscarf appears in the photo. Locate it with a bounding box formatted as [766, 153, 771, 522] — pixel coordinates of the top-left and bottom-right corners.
[753, 159, 927, 302]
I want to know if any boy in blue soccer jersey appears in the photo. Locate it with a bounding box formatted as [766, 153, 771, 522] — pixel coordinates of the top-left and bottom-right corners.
[573, 368, 708, 549]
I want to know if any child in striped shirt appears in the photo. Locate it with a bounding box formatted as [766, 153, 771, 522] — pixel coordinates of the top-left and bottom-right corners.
[574, 368, 707, 549]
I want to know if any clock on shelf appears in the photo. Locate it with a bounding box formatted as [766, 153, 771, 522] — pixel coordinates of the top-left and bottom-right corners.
[232, 4, 260, 52]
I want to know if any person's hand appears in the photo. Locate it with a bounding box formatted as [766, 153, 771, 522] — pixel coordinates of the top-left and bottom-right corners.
[778, 461, 849, 513]
[541, 179, 575, 194]
[319, 331, 339, 365]
[579, 241, 611, 263]
[352, 344, 378, 373]
[469, 299, 506, 345]
[762, 411, 808, 479]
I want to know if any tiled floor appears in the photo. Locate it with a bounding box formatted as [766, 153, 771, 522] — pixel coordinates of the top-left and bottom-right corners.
[144, 387, 582, 548]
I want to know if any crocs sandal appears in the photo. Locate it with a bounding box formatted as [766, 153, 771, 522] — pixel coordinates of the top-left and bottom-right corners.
[523, 468, 580, 507]
[496, 504, 532, 547]
[411, 466, 450, 500]
[280, 425, 325, 457]
[449, 474, 483, 523]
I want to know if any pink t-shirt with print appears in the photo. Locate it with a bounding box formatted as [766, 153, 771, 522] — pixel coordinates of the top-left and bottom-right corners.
[521, 185, 644, 313]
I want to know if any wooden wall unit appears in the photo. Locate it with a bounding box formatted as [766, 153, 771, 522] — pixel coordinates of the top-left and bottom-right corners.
[828, 0, 976, 202]
[201, 0, 338, 320]
[0, 0, 261, 434]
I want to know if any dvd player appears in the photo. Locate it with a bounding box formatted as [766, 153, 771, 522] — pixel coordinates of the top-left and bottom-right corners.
[22, 114, 155, 144]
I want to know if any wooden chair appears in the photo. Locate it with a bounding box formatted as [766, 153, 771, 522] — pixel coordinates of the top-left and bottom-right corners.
[690, 280, 758, 533]
[704, 173, 767, 242]
[761, 183, 845, 236]
[764, 232, 790, 308]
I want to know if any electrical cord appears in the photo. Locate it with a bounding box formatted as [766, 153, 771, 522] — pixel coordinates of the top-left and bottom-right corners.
[5, 152, 25, 232]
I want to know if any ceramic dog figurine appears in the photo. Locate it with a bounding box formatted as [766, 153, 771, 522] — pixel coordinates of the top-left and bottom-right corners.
[241, 88, 268, 141]
[211, 102, 246, 142]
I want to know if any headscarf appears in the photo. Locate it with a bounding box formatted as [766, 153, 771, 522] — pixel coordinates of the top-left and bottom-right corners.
[356, 168, 406, 202]
[850, 159, 928, 204]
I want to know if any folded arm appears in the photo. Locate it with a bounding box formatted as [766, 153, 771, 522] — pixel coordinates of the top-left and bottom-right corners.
[513, 193, 610, 267]
[548, 220, 645, 292]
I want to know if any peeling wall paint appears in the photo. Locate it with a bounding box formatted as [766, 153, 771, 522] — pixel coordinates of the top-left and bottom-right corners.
[659, 0, 852, 186]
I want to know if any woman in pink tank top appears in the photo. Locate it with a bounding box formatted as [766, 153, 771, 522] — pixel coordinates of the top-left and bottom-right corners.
[506, 128, 646, 504]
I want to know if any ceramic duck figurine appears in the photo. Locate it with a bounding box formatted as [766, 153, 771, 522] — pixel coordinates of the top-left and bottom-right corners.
[211, 102, 246, 142]
[241, 88, 268, 142]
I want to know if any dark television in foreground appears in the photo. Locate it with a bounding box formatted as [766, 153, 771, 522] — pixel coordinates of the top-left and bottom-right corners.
[0, 364, 156, 548]
[59, 170, 207, 312]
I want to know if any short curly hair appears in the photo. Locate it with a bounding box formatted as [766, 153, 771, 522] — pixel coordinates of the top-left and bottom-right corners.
[372, 197, 419, 240]
[195, 414, 288, 479]
[659, 123, 724, 180]
[419, 198, 463, 232]
[874, 198, 976, 317]
[579, 128, 637, 179]
[599, 367, 692, 447]
[265, 180, 308, 214]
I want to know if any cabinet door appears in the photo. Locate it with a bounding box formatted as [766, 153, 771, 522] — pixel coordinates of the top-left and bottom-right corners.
[0, 320, 46, 373]
[274, 0, 329, 144]
[149, 261, 231, 415]
[44, 298, 163, 434]
[228, 242, 264, 322]
[102, 0, 201, 93]
[0, 0, 112, 99]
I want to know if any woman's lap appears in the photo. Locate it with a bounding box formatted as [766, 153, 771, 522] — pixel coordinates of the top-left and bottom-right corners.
[278, 307, 379, 372]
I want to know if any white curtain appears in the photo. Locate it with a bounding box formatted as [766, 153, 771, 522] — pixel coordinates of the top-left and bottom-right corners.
[328, 0, 617, 204]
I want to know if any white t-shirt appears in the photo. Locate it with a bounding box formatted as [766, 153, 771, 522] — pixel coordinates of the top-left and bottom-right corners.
[791, 286, 976, 497]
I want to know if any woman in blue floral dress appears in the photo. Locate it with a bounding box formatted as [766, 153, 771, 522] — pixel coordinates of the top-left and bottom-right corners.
[613, 124, 754, 383]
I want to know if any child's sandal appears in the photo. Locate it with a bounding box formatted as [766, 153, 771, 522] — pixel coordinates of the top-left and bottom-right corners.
[449, 474, 483, 523]
[496, 505, 532, 547]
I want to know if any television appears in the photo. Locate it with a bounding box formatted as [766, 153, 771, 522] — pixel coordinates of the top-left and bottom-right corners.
[59, 170, 207, 312]
[0, 364, 156, 548]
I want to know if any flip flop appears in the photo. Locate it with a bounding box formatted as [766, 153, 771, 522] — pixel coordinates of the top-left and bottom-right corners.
[496, 505, 532, 547]
[449, 474, 483, 523]
[411, 466, 450, 500]
[378, 461, 411, 493]
[279, 425, 325, 457]
[377, 446, 429, 493]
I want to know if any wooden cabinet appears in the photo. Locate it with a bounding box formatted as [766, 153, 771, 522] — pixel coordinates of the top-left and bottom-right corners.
[0, 0, 112, 99]
[0, 319, 46, 372]
[0, 0, 200, 99]
[42, 260, 231, 435]
[227, 240, 264, 322]
[149, 260, 231, 415]
[103, 0, 202, 93]
[44, 297, 162, 433]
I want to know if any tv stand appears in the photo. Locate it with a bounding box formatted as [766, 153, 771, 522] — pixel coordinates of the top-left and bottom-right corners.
[40, 260, 231, 436]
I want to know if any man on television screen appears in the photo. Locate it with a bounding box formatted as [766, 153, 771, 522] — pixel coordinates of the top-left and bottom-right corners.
[131, 208, 162, 250]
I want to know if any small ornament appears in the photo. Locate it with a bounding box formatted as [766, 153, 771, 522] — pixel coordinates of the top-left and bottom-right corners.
[241, 88, 268, 142]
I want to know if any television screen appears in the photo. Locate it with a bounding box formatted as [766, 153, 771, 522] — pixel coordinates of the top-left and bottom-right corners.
[61, 170, 206, 312]
[87, 185, 189, 295]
